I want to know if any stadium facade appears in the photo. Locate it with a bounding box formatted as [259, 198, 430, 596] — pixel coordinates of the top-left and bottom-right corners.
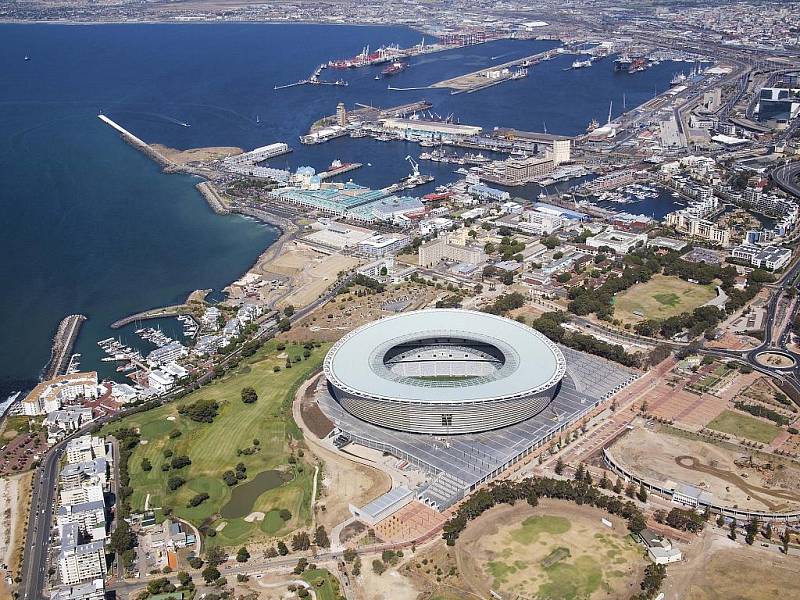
[323, 309, 566, 434]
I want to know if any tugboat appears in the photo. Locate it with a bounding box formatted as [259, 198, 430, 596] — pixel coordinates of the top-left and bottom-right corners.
[381, 61, 408, 76]
[24, 55, 30, 61]
[586, 118, 599, 133]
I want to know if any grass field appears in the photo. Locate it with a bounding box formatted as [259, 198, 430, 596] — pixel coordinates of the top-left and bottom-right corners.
[103, 339, 330, 546]
[707, 410, 781, 444]
[614, 274, 718, 323]
[301, 569, 344, 600]
[456, 501, 646, 600]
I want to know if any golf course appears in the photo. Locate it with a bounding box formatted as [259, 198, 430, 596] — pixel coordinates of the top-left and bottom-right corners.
[103, 339, 330, 547]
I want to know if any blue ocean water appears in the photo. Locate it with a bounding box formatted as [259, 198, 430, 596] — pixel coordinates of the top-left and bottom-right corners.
[0, 23, 683, 395]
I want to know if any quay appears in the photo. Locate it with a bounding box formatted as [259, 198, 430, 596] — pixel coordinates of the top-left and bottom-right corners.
[274, 63, 348, 91]
[42, 314, 86, 380]
[431, 47, 564, 93]
[318, 162, 362, 180]
[109, 289, 209, 329]
[97, 114, 174, 168]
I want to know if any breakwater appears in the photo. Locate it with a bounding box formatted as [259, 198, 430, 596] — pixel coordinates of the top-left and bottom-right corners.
[42, 314, 86, 380]
[97, 114, 174, 168]
[196, 181, 230, 215]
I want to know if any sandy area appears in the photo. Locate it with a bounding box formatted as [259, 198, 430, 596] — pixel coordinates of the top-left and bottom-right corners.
[295, 375, 391, 530]
[150, 144, 243, 165]
[611, 426, 800, 511]
[665, 529, 800, 600]
[360, 564, 420, 600]
[244, 511, 266, 522]
[0, 471, 33, 584]
[283, 281, 439, 344]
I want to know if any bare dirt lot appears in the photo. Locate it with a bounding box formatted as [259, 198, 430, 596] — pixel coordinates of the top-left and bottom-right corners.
[610, 426, 800, 511]
[283, 282, 440, 344]
[666, 530, 800, 600]
[150, 144, 243, 165]
[295, 374, 391, 531]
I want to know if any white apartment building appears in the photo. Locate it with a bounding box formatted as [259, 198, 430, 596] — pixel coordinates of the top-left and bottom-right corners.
[666, 212, 731, 246]
[418, 236, 486, 268]
[65, 435, 106, 465]
[22, 372, 98, 416]
[60, 481, 105, 506]
[730, 244, 792, 270]
[585, 228, 648, 254]
[58, 523, 107, 586]
[56, 501, 107, 540]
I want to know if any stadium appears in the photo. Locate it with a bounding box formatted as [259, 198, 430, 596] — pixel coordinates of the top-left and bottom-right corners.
[315, 308, 638, 509]
[323, 309, 567, 434]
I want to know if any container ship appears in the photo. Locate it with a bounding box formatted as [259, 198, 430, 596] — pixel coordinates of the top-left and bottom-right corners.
[381, 61, 409, 77]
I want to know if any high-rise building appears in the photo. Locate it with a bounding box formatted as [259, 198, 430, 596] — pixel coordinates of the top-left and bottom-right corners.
[336, 102, 347, 127]
[58, 524, 107, 586]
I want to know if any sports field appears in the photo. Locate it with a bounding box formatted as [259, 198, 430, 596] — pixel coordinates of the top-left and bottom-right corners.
[103, 339, 330, 546]
[454, 500, 646, 600]
[614, 274, 717, 323]
[706, 410, 781, 444]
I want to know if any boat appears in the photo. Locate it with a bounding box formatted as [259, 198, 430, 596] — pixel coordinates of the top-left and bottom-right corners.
[571, 59, 592, 69]
[614, 54, 632, 71]
[521, 59, 531, 68]
[381, 61, 408, 76]
[510, 68, 528, 80]
[375, 75, 380, 80]
[628, 58, 647, 74]
[586, 118, 599, 133]
[670, 72, 687, 86]
[24, 55, 30, 61]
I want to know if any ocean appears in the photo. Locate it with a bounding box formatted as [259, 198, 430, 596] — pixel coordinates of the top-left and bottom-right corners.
[0, 23, 684, 395]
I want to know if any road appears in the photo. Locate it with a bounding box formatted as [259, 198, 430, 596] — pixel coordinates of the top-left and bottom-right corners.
[17, 264, 353, 599]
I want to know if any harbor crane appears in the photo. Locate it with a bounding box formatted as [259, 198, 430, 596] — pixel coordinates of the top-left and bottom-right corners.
[405, 155, 421, 176]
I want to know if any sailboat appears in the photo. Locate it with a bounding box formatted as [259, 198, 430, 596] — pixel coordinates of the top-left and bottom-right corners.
[256, 115, 261, 125]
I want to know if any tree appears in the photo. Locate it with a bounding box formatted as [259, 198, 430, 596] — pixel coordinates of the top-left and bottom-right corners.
[764, 522, 772, 540]
[574, 463, 585, 481]
[202, 566, 220, 583]
[167, 475, 186, 491]
[284, 305, 295, 317]
[141, 458, 152, 472]
[716, 513, 725, 528]
[613, 477, 623, 494]
[279, 508, 292, 522]
[352, 556, 362, 576]
[206, 546, 227, 567]
[236, 547, 250, 563]
[599, 471, 610, 489]
[187, 493, 209, 507]
[314, 525, 330, 549]
[277, 541, 289, 556]
[637, 483, 648, 503]
[554, 456, 564, 475]
[781, 529, 790, 554]
[625, 482, 636, 498]
[729, 519, 737, 540]
[371, 560, 386, 575]
[343, 548, 357, 563]
[177, 571, 191, 587]
[291, 531, 311, 551]
[240, 386, 258, 404]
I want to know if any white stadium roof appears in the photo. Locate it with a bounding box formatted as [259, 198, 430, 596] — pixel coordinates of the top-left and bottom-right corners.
[324, 309, 566, 404]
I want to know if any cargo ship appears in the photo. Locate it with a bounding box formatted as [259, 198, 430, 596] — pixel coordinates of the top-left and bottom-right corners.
[628, 57, 647, 73]
[381, 61, 408, 76]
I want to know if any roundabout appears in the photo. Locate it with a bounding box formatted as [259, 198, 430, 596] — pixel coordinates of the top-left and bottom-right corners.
[754, 350, 797, 370]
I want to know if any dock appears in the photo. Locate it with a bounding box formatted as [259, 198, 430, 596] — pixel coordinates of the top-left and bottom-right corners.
[430, 47, 564, 93]
[318, 162, 363, 180]
[274, 63, 348, 91]
[42, 314, 87, 380]
[97, 114, 174, 168]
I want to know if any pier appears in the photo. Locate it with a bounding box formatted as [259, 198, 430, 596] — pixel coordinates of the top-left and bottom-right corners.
[97, 114, 174, 168]
[430, 47, 564, 94]
[110, 289, 210, 329]
[274, 64, 348, 91]
[42, 314, 86, 380]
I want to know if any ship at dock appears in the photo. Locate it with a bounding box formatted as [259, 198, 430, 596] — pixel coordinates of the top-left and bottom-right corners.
[381, 61, 408, 77]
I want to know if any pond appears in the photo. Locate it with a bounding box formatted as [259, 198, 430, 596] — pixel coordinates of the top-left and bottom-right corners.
[219, 469, 286, 519]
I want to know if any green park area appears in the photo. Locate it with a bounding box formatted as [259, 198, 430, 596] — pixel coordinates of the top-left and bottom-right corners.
[707, 410, 781, 444]
[613, 274, 718, 323]
[103, 339, 330, 547]
[301, 569, 346, 600]
[466, 507, 645, 600]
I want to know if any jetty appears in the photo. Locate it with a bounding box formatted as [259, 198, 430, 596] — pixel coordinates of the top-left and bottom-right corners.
[110, 290, 210, 329]
[274, 64, 349, 91]
[42, 314, 86, 380]
[97, 114, 174, 168]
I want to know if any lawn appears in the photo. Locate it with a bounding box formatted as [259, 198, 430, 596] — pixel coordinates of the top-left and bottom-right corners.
[301, 569, 345, 600]
[707, 410, 781, 444]
[613, 274, 718, 323]
[102, 339, 330, 545]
